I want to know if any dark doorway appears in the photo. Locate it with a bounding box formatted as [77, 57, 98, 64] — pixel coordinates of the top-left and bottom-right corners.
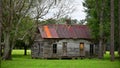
[90, 44, 94, 56]
[53, 44, 57, 54]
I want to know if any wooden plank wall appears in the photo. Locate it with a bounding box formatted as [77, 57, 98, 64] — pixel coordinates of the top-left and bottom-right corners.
[31, 39, 95, 58]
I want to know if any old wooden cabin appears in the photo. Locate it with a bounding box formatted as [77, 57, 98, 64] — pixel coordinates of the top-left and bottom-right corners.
[31, 24, 96, 59]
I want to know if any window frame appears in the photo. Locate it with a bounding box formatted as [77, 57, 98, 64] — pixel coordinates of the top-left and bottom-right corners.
[80, 43, 84, 50]
[53, 44, 57, 54]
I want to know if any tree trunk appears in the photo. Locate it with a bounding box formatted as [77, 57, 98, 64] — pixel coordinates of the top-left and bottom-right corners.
[110, 0, 115, 61]
[103, 40, 106, 54]
[2, 32, 12, 60]
[118, 0, 120, 58]
[0, 24, 1, 57]
[0, 0, 2, 57]
[2, 0, 13, 60]
[99, 40, 103, 59]
[98, 0, 105, 59]
[24, 45, 27, 55]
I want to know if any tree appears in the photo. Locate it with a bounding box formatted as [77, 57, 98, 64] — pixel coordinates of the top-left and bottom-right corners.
[30, 0, 55, 25]
[2, 0, 33, 60]
[1, 0, 74, 60]
[0, 0, 2, 57]
[52, 0, 75, 19]
[83, 0, 120, 61]
[110, 0, 115, 61]
[97, 0, 105, 59]
[118, 0, 120, 57]
[83, 0, 108, 59]
[40, 18, 57, 25]
[17, 16, 35, 55]
[30, 0, 75, 24]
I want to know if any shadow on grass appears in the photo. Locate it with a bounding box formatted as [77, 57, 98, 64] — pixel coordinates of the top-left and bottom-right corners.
[12, 54, 31, 59]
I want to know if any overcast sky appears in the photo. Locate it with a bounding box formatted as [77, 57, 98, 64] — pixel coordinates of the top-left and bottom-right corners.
[43, 0, 86, 21]
[70, 0, 86, 21]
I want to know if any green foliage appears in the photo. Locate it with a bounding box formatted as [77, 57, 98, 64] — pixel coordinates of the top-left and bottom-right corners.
[83, 0, 119, 47]
[1, 50, 120, 68]
[83, 0, 99, 42]
[39, 18, 79, 25]
[40, 18, 57, 25]
[18, 16, 35, 42]
[2, 0, 35, 48]
[14, 16, 35, 48]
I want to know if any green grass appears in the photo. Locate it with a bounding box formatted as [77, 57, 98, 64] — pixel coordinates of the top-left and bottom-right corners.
[1, 50, 120, 68]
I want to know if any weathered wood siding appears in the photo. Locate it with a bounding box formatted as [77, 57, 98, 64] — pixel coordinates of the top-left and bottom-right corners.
[31, 39, 94, 58]
[57, 39, 91, 57]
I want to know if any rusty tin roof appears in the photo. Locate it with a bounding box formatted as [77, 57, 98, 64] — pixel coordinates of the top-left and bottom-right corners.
[38, 24, 91, 39]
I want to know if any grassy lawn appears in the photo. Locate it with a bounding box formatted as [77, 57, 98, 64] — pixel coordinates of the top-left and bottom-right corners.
[1, 50, 120, 68]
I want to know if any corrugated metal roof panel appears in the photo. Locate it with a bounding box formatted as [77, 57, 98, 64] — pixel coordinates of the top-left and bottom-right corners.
[49, 28, 59, 38]
[38, 27, 47, 38]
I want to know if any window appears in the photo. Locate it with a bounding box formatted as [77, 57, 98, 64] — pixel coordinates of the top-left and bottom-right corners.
[53, 44, 57, 54]
[63, 42, 67, 46]
[80, 43, 84, 50]
[90, 44, 94, 56]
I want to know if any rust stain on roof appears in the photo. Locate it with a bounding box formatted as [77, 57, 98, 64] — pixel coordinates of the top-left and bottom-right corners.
[44, 26, 52, 38]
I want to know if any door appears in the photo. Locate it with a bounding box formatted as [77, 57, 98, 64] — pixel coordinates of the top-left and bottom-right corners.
[80, 43, 85, 56]
[38, 42, 43, 57]
[63, 42, 67, 56]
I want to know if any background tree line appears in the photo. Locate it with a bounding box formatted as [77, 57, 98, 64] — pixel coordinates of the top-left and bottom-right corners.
[83, 0, 120, 61]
